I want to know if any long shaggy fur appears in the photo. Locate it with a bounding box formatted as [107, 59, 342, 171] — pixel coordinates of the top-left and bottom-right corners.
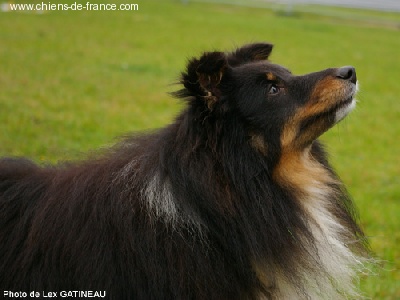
[0, 43, 369, 299]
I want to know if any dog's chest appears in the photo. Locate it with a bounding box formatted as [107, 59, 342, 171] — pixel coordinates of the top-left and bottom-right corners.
[269, 149, 363, 299]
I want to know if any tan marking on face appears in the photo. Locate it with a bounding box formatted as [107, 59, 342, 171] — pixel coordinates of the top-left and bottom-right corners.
[309, 77, 345, 104]
[280, 122, 298, 149]
[299, 77, 344, 117]
[266, 72, 276, 81]
[280, 77, 348, 150]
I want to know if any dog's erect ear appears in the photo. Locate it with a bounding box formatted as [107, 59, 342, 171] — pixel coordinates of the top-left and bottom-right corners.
[229, 43, 273, 66]
[179, 51, 227, 109]
[196, 51, 226, 92]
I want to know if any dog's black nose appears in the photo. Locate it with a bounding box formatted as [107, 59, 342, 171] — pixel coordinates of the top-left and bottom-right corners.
[336, 66, 357, 84]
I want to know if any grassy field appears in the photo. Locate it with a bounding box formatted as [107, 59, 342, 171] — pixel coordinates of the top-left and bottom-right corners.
[0, 0, 399, 297]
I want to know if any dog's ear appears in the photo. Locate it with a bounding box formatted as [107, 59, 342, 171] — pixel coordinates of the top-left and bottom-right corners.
[179, 51, 227, 109]
[229, 43, 273, 66]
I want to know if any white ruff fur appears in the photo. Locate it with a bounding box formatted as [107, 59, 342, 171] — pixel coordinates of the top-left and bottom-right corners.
[272, 150, 367, 299]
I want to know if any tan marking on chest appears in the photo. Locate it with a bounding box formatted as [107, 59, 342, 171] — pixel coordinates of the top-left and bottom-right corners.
[273, 147, 337, 197]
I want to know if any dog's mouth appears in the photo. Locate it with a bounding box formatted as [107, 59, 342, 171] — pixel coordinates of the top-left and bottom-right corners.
[301, 83, 358, 129]
[332, 83, 358, 123]
[332, 96, 356, 123]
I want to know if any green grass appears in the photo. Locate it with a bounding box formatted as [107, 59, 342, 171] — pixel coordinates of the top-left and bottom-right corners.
[0, 0, 399, 297]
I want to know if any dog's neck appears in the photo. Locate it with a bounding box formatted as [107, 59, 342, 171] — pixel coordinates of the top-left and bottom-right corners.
[263, 144, 367, 298]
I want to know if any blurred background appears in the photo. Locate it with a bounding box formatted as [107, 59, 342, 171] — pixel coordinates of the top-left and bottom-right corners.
[0, 0, 399, 297]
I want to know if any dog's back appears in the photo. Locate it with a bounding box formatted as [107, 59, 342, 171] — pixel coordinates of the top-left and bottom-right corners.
[0, 158, 47, 228]
[0, 157, 39, 180]
[0, 158, 49, 290]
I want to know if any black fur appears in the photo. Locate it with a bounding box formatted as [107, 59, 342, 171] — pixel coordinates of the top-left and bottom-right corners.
[0, 43, 368, 299]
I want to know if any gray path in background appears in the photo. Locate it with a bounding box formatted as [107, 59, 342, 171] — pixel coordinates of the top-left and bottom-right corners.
[284, 0, 400, 12]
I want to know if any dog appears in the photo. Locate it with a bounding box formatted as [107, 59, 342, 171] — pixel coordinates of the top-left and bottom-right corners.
[0, 43, 369, 299]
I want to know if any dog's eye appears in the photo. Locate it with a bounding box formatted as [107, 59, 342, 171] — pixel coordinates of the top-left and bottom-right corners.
[268, 84, 280, 95]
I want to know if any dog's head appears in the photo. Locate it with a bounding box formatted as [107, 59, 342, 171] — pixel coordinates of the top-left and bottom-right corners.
[177, 43, 358, 154]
